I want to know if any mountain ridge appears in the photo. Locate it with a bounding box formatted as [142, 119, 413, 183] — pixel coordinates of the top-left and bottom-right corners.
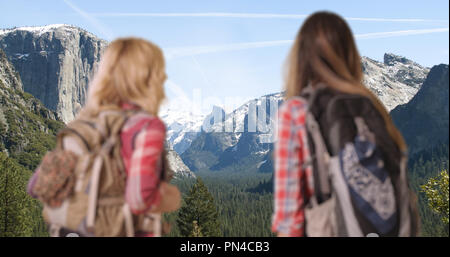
[391, 64, 449, 155]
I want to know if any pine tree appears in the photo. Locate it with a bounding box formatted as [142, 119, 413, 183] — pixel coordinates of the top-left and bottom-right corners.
[176, 178, 221, 237]
[0, 152, 47, 236]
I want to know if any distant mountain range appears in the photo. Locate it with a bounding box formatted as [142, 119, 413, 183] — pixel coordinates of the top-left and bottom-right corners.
[1, 24, 446, 175]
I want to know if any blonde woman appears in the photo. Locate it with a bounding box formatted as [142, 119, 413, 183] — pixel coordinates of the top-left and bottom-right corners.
[28, 38, 180, 236]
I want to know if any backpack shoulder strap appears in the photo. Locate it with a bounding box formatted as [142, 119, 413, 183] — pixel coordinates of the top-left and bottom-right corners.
[305, 111, 332, 201]
[56, 119, 102, 152]
[300, 83, 333, 202]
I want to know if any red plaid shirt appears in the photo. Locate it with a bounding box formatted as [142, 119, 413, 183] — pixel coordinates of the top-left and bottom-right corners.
[272, 98, 314, 237]
[120, 103, 165, 215]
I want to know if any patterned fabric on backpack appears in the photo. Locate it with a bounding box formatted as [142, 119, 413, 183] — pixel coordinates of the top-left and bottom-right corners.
[32, 150, 78, 207]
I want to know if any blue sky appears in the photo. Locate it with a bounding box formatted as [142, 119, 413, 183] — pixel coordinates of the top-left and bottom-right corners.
[0, 0, 448, 113]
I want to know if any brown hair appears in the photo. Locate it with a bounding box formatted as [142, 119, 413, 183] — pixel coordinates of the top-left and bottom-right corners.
[79, 37, 167, 118]
[285, 11, 407, 152]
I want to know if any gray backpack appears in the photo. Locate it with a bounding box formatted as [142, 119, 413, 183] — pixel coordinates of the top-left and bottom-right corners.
[300, 84, 420, 237]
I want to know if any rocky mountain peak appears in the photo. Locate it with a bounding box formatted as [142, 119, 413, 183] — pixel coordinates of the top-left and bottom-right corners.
[0, 24, 108, 122]
[384, 53, 416, 66]
[361, 54, 429, 110]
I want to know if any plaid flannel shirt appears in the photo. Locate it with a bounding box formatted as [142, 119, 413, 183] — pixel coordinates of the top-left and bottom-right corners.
[120, 103, 165, 215]
[272, 98, 314, 237]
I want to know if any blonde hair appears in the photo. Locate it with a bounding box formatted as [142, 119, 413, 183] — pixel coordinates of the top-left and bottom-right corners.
[285, 11, 407, 153]
[79, 37, 167, 118]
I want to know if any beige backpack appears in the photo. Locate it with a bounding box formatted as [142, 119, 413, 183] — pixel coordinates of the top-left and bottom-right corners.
[36, 109, 168, 237]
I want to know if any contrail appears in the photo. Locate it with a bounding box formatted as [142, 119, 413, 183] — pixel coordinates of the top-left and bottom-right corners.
[355, 28, 449, 39]
[165, 80, 193, 105]
[63, 0, 115, 40]
[90, 12, 449, 23]
[191, 55, 212, 88]
[164, 40, 292, 59]
[164, 28, 449, 59]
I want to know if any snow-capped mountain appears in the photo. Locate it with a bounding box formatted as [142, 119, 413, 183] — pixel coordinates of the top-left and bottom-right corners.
[0, 24, 72, 36]
[181, 93, 283, 172]
[159, 106, 205, 154]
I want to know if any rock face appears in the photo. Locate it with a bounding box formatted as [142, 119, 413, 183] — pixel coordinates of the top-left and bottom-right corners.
[391, 64, 449, 155]
[0, 49, 59, 122]
[0, 50, 22, 91]
[0, 24, 107, 122]
[0, 48, 64, 169]
[361, 54, 429, 111]
[166, 148, 196, 178]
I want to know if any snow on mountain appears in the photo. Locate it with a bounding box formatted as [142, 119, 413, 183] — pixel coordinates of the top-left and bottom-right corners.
[228, 92, 283, 143]
[0, 24, 69, 36]
[159, 106, 205, 154]
[180, 92, 282, 172]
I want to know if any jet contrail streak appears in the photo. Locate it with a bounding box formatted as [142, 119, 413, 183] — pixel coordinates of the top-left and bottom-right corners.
[355, 28, 449, 39]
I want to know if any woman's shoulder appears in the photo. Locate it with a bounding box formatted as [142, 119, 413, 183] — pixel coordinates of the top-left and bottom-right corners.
[282, 97, 308, 107]
[122, 112, 166, 134]
[279, 97, 309, 118]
